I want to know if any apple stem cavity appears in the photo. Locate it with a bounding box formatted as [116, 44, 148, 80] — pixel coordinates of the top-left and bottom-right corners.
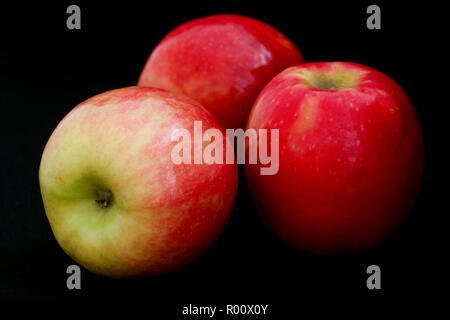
[296, 66, 365, 91]
[95, 189, 114, 209]
[308, 73, 356, 90]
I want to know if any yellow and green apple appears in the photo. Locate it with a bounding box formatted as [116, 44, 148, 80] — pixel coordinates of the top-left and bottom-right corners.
[39, 86, 238, 278]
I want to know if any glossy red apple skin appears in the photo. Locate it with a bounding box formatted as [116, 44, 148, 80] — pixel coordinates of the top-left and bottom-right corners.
[245, 62, 424, 253]
[138, 14, 304, 130]
[39, 86, 238, 277]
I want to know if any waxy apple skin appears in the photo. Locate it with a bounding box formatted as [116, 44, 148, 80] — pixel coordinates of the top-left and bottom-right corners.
[39, 87, 238, 278]
[245, 62, 424, 253]
[138, 14, 304, 130]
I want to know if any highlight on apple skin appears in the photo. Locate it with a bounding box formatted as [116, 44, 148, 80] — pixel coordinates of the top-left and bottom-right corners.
[39, 86, 238, 278]
[245, 62, 424, 254]
[138, 14, 304, 130]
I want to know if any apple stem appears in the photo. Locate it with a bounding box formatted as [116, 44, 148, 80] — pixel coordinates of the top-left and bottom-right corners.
[95, 189, 113, 209]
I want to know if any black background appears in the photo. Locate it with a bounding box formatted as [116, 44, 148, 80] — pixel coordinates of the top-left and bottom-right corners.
[0, 0, 444, 313]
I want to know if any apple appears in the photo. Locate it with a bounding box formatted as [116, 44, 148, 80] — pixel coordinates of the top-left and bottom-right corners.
[39, 86, 238, 278]
[245, 62, 424, 253]
[138, 14, 304, 130]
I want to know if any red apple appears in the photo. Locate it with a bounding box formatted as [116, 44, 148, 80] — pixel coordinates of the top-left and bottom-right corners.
[245, 62, 424, 253]
[39, 86, 238, 277]
[138, 14, 304, 130]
